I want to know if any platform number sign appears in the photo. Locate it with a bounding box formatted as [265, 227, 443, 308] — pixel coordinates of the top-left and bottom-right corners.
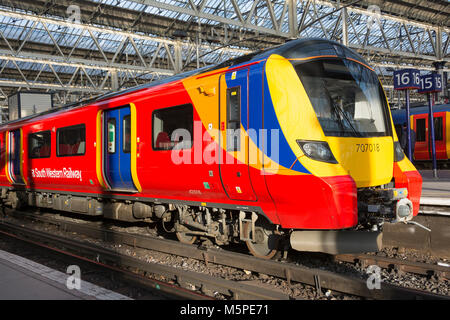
[393, 69, 420, 90]
[418, 73, 443, 94]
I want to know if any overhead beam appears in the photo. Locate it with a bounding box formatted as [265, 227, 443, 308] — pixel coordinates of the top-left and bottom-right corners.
[0, 79, 110, 93]
[132, 0, 449, 62]
[0, 50, 174, 75]
[135, 0, 449, 33]
[0, 9, 250, 56]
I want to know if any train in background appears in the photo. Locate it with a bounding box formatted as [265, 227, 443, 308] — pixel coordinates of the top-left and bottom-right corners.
[0, 38, 422, 259]
[391, 104, 450, 164]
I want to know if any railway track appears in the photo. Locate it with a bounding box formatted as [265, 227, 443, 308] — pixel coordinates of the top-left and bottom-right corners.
[383, 210, 450, 259]
[335, 254, 449, 281]
[0, 218, 288, 300]
[1, 208, 448, 300]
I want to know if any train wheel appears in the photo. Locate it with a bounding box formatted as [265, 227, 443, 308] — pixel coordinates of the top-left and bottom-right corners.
[176, 232, 197, 245]
[243, 219, 280, 259]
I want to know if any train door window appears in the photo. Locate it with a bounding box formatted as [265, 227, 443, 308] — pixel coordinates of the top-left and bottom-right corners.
[152, 104, 193, 151]
[434, 117, 443, 141]
[57, 124, 86, 156]
[123, 115, 131, 153]
[227, 86, 241, 152]
[28, 131, 51, 158]
[107, 119, 116, 154]
[416, 119, 426, 142]
[10, 133, 15, 161]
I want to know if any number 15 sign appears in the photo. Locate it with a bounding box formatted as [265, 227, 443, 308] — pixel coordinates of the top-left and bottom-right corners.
[417, 73, 443, 94]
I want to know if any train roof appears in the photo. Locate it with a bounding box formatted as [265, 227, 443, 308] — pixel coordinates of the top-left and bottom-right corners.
[0, 38, 369, 129]
[78, 38, 367, 106]
[391, 104, 450, 124]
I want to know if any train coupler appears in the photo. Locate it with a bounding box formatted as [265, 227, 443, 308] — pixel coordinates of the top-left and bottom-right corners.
[358, 187, 414, 225]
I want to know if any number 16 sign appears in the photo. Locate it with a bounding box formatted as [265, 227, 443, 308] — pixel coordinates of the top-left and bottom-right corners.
[393, 69, 420, 90]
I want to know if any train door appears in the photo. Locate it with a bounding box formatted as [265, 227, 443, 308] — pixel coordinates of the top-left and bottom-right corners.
[8, 129, 25, 184]
[413, 115, 428, 160]
[103, 106, 137, 192]
[433, 113, 446, 159]
[219, 69, 257, 201]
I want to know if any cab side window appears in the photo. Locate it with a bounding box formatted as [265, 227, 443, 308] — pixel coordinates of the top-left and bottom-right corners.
[227, 87, 241, 152]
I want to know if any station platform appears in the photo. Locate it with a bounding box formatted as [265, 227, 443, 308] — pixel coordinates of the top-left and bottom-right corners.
[0, 249, 131, 300]
[418, 170, 450, 216]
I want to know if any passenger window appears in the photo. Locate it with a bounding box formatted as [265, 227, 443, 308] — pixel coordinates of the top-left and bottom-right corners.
[28, 131, 51, 159]
[434, 117, 443, 141]
[227, 87, 241, 152]
[153, 104, 193, 151]
[57, 124, 86, 157]
[107, 119, 116, 154]
[416, 119, 426, 142]
[123, 115, 131, 153]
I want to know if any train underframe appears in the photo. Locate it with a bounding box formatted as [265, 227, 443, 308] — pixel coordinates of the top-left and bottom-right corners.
[0, 184, 414, 259]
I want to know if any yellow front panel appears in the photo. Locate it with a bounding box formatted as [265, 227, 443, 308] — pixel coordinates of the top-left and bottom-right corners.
[265, 54, 395, 186]
[327, 136, 394, 187]
[265, 55, 348, 177]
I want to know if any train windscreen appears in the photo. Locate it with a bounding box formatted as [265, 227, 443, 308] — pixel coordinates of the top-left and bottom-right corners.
[295, 58, 389, 137]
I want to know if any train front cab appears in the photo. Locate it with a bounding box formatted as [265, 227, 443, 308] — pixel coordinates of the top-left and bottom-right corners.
[259, 40, 423, 254]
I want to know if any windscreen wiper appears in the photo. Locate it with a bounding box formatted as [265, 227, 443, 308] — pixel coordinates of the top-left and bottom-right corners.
[323, 86, 361, 137]
[333, 102, 362, 137]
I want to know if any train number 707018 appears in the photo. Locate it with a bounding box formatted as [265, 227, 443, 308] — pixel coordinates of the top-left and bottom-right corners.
[356, 143, 381, 152]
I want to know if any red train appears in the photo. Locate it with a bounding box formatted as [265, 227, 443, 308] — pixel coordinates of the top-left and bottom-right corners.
[0, 39, 422, 258]
[392, 104, 450, 163]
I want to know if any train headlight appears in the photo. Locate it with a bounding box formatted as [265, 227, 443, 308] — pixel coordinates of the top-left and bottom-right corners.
[394, 141, 405, 162]
[296, 140, 338, 164]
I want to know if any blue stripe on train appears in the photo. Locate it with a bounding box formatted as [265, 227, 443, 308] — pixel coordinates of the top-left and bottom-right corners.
[224, 59, 310, 174]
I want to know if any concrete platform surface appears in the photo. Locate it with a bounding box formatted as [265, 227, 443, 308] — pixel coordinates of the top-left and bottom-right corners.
[419, 170, 450, 204]
[0, 249, 131, 300]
